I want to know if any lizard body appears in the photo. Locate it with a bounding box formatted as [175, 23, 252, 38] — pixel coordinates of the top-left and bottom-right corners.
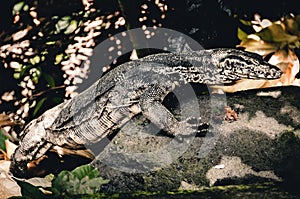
[10, 48, 281, 177]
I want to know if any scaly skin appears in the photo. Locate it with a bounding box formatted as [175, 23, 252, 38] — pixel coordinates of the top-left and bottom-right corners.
[10, 48, 281, 177]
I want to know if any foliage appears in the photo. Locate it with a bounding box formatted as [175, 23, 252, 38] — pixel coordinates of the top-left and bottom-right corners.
[213, 13, 300, 92]
[0, 0, 168, 137]
[51, 164, 109, 196]
[237, 14, 300, 55]
[14, 164, 109, 198]
[238, 14, 300, 85]
[13, 178, 46, 199]
[1, 0, 113, 123]
[73, 182, 294, 199]
[0, 129, 7, 151]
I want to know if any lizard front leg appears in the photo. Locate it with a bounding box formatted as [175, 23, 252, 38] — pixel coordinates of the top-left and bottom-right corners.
[139, 85, 205, 138]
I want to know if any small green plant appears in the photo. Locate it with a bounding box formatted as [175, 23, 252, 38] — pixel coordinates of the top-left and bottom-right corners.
[51, 164, 109, 197]
[0, 129, 7, 152]
[14, 164, 109, 198]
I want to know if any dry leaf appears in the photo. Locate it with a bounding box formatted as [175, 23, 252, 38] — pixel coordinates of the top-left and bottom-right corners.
[211, 79, 267, 93]
[257, 24, 299, 44]
[292, 78, 300, 86]
[25, 177, 52, 189]
[224, 106, 238, 121]
[0, 161, 21, 198]
[268, 49, 299, 85]
[5, 140, 18, 160]
[237, 38, 279, 56]
[0, 113, 22, 129]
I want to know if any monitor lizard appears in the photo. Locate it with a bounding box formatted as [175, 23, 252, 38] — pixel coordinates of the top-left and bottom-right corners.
[10, 48, 282, 177]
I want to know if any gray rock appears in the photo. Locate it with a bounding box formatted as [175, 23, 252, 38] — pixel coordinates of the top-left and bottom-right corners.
[91, 85, 300, 193]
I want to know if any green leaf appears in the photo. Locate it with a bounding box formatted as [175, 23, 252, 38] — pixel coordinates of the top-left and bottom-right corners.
[55, 53, 64, 65]
[43, 73, 55, 87]
[13, 72, 21, 79]
[20, 65, 31, 77]
[78, 177, 109, 194]
[61, 16, 71, 21]
[13, 1, 25, 15]
[31, 68, 42, 84]
[45, 41, 56, 45]
[52, 170, 79, 196]
[56, 16, 71, 33]
[14, 179, 46, 199]
[23, 4, 29, 11]
[52, 97, 63, 104]
[257, 24, 299, 44]
[33, 97, 47, 116]
[32, 76, 39, 84]
[0, 129, 7, 151]
[72, 165, 99, 180]
[51, 165, 109, 196]
[64, 20, 78, 34]
[256, 28, 274, 42]
[239, 19, 252, 26]
[44, 174, 55, 182]
[14, 63, 23, 72]
[237, 27, 248, 41]
[29, 55, 41, 65]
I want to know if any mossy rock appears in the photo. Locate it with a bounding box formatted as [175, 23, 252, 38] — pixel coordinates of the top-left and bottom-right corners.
[90, 86, 300, 196]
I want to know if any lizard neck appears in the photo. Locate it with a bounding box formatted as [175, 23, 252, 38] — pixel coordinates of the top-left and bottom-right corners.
[147, 51, 222, 84]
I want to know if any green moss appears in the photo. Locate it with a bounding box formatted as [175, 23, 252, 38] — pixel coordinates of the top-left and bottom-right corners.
[77, 182, 296, 198]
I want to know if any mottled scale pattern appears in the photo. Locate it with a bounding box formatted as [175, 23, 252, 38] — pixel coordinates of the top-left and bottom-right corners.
[10, 48, 282, 177]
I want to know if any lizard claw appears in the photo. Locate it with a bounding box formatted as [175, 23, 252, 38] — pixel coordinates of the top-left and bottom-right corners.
[174, 117, 209, 142]
[184, 116, 209, 135]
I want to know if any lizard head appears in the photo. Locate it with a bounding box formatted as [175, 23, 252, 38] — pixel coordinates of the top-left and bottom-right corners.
[211, 48, 282, 81]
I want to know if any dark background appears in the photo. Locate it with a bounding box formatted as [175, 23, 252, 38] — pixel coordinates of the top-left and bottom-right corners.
[0, 0, 299, 119]
[2, 0, 299, 47]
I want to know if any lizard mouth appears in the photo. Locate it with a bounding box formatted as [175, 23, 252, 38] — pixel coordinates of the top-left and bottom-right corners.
[234, 65, 282, 80]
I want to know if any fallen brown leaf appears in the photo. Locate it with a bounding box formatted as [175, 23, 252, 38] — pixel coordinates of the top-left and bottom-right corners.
[0, 160, 21, 198]
[5, 140, 18, 160]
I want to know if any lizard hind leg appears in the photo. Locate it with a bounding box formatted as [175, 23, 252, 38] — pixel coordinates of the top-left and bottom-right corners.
[10, 122, 52, 177]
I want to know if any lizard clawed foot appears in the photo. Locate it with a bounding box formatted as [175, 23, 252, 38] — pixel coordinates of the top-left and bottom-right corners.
[174, 117, 210, 142]
[183, 116, 209, 135]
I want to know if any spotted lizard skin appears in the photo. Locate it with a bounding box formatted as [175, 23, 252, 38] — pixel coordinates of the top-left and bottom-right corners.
[10, 48, 281, 177]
